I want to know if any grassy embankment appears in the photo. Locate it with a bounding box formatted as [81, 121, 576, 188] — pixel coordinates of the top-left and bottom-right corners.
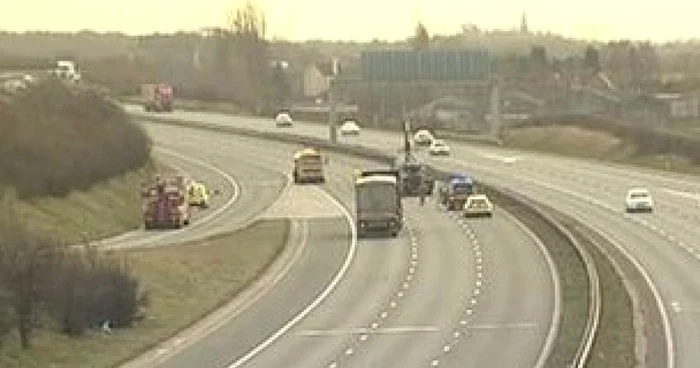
[0, 81, 289, 368]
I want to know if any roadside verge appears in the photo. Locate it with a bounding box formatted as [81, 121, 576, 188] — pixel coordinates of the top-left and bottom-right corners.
[0, 220, 289, 368]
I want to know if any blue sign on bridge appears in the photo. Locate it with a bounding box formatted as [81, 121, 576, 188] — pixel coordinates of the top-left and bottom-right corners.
[360, 49, 490, 82]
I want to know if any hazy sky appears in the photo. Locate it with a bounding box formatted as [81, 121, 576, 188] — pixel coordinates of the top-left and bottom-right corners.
[2, 1, 699, 42]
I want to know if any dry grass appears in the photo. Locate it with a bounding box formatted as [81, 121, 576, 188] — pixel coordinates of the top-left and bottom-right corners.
[504, 125, 700, 175]
[0, 219, 289, 368]
[505, 125, 629, 159]
[11, 163, 154, 245]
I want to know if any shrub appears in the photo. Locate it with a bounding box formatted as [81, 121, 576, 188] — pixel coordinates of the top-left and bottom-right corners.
[49, 248, 148, 336]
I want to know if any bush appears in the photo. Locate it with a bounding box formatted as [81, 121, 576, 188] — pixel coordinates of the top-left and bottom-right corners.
[0, 79, 151, 198]
[49, 249, 148, 337]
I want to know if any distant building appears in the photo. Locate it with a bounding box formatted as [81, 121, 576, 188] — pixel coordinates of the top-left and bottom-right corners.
[654, 92, 700, 119]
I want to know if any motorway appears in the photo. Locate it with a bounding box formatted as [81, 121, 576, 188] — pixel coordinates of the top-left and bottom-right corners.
[129, 105, 700, 367]
[123, 122, 557, 368]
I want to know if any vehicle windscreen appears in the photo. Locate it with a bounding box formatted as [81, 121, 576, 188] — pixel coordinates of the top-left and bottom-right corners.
[452, 183, 473, 194]
[404, 165, 421, 174]
[299, 155, 322, 164]
[357, 183, 397, 212]
[630, 192, 648, 199]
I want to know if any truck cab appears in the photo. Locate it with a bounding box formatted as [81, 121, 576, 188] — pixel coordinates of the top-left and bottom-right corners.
[142, 176, 191, 229]
[293, 148, 325, 184]
[142, 83, 174, 112]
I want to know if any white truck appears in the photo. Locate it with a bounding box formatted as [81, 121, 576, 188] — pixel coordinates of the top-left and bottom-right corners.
[53, 60, 81, 83]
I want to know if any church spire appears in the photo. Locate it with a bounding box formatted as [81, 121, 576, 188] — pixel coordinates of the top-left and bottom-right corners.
[520, 12, 529, 34]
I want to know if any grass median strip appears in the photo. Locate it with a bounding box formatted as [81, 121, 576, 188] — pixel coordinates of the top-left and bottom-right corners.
[0, 219, 289, 368]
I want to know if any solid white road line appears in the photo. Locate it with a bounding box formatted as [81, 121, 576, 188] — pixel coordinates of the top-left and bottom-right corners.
[499, 209, 561, 368]
[225, 189, 358, 368]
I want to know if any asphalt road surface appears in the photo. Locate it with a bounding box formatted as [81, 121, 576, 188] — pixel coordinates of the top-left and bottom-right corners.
[123, 122, 557, 368]
[131, 106, 692, 367]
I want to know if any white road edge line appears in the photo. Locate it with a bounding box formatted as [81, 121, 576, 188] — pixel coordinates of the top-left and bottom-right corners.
[586, 224, 675, 368]
[155, 146, 241, 226]
[500, 208, 561, 368]
[225, 189, 358, 368]
[119, 176, 297, 368]
[458, 161, 674, 368]
[104, 146, 241, 249]
[496, 170, 675, 368]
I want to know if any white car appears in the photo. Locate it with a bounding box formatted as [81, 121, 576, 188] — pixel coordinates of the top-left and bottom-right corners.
[463, 194, 493, 217]
[339, 120, 361, 135]
[429, 139, 450, 156]
[413, 130, 434, 146]
[275, 112, 293, 127]
[625, 188, 654, 213]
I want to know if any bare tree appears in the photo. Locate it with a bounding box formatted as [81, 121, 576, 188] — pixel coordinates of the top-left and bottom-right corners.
[227, 1, 270, 112]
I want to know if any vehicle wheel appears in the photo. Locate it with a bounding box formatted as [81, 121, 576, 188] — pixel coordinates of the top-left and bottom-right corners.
[184, 219, 190, 226]
[391, 231, 398, 237]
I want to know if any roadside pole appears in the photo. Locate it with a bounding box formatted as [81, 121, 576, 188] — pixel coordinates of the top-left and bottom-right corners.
[490, 77, 503, 144]
[328, 80, 337, 144]
[328, 57, 340, 144]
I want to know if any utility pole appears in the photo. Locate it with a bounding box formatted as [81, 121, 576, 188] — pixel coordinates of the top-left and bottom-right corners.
[328, 81, 337, 143]
[328, 57, 340, 144]
[490, 77, 503, 143]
